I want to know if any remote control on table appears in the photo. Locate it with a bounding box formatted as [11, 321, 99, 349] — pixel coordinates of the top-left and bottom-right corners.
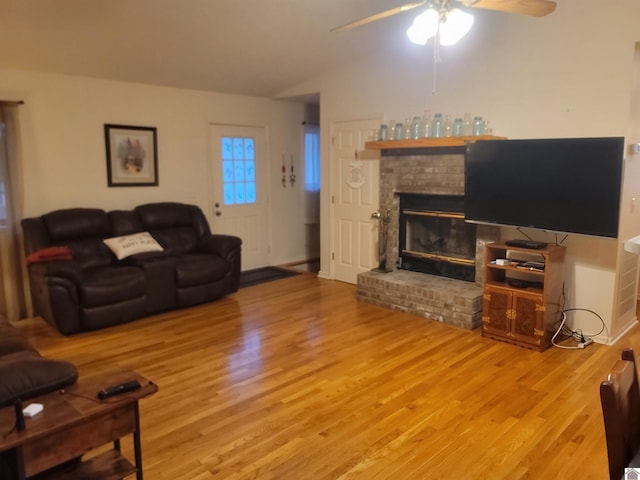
[98, 380, 141, 400]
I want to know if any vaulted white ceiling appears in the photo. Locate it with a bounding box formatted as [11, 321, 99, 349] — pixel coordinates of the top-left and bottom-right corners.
[0, 0, 428, 99]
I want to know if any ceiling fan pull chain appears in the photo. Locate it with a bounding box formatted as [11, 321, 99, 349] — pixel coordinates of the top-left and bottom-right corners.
[432, 30, 440, 94]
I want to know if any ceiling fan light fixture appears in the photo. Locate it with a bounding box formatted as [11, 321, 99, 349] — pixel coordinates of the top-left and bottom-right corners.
[439, 8, 474, 46]
[406, 8, 439, 45]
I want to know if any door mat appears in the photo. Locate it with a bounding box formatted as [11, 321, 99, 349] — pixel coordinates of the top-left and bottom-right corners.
[239, 266, 301, 288]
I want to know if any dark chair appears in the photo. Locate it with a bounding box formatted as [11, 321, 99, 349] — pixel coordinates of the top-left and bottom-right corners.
[622, 347, 638, 374]
[600, 348, 640, 480]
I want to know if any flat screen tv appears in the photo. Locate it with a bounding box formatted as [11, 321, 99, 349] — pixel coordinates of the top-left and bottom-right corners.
[464, 137, 625, 238]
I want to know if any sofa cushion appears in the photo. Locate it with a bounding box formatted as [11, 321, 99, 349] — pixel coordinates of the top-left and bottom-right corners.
[150, 227, 199, 255]
[108, 210, 144, 236]
[136, 202, 199, 230]
[41, 209, 114, 270]
[175, 254, 228, 287]
[80, 266, 146, 307]
[136, 203, 209, 255]
[65, 239, 115, 270]
[43, 209, 111, 241]
[0, 351, 78, 408]
[103, 232, 163, 260]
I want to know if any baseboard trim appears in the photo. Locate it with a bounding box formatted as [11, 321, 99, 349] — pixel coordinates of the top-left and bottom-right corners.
[280, 257, 320, 268]
[606, 316, 638, 345]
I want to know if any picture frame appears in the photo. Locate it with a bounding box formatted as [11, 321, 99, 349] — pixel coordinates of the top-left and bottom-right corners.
[104, 124, 158, 187]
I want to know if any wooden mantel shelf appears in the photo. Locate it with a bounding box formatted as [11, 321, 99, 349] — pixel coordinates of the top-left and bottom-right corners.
[364, 135, 507, 150]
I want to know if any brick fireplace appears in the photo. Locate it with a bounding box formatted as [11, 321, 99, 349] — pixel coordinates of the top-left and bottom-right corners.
[356, 146, 499, 329]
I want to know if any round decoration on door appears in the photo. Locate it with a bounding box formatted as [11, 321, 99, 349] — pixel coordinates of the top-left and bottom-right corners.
[346, 150, 365, 189]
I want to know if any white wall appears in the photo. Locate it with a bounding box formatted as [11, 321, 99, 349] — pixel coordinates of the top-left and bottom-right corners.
[280, 0, 640, 342]
[0, 68, 307, 267]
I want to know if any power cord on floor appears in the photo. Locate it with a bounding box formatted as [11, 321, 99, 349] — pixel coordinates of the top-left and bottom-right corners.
[551, 308, 607, 350]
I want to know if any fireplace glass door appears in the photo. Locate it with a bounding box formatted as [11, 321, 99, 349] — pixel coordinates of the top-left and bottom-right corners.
[399, 194, 476, 282]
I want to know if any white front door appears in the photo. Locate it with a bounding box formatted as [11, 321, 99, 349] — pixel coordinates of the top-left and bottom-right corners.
[331, 118, 381, 284]
[209, 125, 269, 270]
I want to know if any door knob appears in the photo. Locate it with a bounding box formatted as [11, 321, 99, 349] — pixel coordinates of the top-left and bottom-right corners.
[215, 211, 222, 216]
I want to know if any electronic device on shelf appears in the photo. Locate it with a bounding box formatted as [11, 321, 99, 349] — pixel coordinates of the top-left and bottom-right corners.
[505, 239, 548, 249]
[517, 261, 545, 271]
[507, 279, 530, 288]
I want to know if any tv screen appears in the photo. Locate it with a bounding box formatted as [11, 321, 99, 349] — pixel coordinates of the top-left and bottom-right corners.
[464, 137, 624, 238]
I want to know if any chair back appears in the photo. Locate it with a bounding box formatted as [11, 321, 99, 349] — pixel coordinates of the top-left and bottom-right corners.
[601, 354, 640, 479]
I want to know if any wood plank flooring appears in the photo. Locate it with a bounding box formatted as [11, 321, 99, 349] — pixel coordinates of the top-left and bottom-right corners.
[12, 273, 639, 479]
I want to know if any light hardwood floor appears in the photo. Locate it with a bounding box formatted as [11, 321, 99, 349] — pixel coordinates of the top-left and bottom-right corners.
[12, 273, 639, 479]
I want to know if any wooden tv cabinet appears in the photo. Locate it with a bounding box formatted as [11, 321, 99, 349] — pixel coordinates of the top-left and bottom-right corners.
[482, 242, 566, 351]
[0, 370, 157, 479]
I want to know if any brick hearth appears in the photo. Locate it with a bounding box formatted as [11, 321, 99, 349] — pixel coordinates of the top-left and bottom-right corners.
[356, 146, 499, 330]
[356, 269, 484, 329]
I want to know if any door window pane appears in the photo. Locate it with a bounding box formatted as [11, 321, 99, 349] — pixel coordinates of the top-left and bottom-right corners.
[220, 136, 257, 206]
[246, 183, 256, 203]
[245, 160, 256, 182]
[221, 137, 233, 161]
[224, 183, 235, 205]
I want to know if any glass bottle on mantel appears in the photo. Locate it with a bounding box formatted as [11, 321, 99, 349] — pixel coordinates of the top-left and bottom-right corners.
[378, 123, 388, 141]
[420, 110, 431, 138]
[463, 112, 473, 136]
[452, 118, 464, 137]
[403, 118, 412, 140]
[444, 115, 453, 138]
[431, 113, 443, 138]
[394, 122, 404, 140]
[411, 116, 422, 139]
[472, 116, 484, 136]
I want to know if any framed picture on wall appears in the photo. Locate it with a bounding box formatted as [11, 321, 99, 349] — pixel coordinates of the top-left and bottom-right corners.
[104, 124, 158, 187]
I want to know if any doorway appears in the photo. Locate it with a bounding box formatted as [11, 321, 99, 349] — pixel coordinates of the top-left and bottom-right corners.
[330, 117, 381, 284]
[209, 124, 269, 270]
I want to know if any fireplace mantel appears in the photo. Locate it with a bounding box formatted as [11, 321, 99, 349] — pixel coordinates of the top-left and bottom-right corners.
[365, 135, 507, 151]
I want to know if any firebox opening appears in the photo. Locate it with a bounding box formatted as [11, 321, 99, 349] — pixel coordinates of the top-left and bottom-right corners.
[398, 194, 477, 282]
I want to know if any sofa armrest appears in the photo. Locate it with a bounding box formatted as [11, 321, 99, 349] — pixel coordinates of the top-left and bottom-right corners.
[25, 261, 84, 334]
[28, 260, 83, 284]
[198, 234, 242, 259]
[0, 351, 78, 408]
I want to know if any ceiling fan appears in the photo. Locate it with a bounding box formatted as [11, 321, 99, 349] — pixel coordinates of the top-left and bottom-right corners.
[331, 0, 556, 93]
[331, 0, 557, 34]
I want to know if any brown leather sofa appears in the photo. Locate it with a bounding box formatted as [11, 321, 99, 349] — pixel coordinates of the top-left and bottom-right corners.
[21, 202, 242, 335]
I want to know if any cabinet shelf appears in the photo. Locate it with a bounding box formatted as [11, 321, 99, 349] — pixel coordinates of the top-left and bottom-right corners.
[482, 242, 565, 351]
[36, 450, 136, 480]
[365, 135, 507, 150]
[486, 264, 545, 276]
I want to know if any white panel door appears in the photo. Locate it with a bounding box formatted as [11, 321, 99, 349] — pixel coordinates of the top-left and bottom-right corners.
[332, 118, 381, 284]
[210, 125, 269, 270]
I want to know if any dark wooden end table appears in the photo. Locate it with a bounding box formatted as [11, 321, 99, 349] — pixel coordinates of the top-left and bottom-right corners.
[0, 370, 157, 479]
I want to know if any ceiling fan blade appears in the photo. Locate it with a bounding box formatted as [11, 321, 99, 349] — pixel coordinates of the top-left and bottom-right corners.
[331, 1, 428, 33]
[464, 0, 556, 17]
